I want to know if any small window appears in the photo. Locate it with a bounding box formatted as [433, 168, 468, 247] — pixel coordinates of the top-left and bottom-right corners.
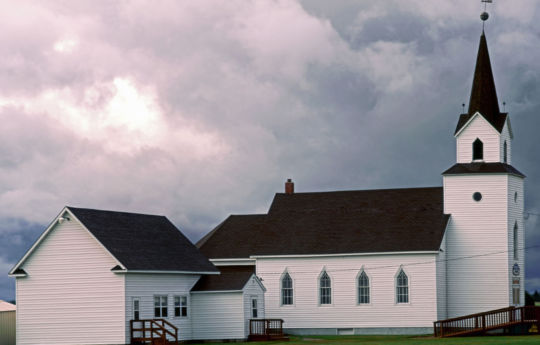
[133, 298, 140, 321]
[174, 296, 187, 317]
[473, 138, 483, 161]
[396, 269, 409, 304]
[251, 297, 258, 318]
[358, 271, 370, 304]
[154, 295, 168, 318]
[514, 192, 518, 203]
[503, 141, 508, 163]
[513, 223, 519, 260]
[513, 286, 520, 305]
[473, 192, 482, 202]
[281, 272, 293, 305]
[319, 271, 331, 305]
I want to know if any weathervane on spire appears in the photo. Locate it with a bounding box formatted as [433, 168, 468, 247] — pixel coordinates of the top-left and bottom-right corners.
[481, 0, 493, 29]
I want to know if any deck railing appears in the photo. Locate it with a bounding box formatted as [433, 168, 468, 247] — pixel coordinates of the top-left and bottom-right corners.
[249, 319, 285, 340]
[130, 319, 178, 345]
[434, 306, 540, 337]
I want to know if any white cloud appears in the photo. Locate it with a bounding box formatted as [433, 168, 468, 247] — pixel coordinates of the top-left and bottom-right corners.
[0, 2, 539, 301]
[53, 38, 79, 53]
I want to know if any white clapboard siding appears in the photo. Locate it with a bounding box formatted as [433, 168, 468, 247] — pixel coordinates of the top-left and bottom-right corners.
[0, 311, 16, 345]
[256, 254, 439, 330]
[16, 218, 125, 345]
[190, 292, 245, 340]
[507, 175, 524, 305]
[243, 276, 265, 337]
[436, 235, 447, 321]
[444, 174, 511, 318]
[500, 122, 512, 164]
[125, 274, 200, 342]
[456, 114, 501, 163]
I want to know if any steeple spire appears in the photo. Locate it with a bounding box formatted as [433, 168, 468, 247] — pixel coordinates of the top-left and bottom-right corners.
[468, 32, 500, 121]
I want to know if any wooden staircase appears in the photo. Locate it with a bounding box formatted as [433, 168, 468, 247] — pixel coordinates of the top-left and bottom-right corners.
[130, 319, 179, 345]
[434, 306, 540, 338]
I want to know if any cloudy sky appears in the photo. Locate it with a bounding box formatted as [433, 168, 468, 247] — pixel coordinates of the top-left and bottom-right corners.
[1, 0, 540, 301]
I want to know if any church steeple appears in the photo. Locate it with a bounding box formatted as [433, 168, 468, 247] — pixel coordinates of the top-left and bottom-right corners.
[455, 31, 507, 135]
[468, 32, 500, 122]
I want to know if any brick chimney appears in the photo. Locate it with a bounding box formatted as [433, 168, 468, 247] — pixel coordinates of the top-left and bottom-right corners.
[285, 178, 294, 194]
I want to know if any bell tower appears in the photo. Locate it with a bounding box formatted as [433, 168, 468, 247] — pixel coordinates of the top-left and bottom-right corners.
[442, 23, 525, 318]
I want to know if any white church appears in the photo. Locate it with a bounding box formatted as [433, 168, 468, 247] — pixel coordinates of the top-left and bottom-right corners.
[8, 29, 525, 344]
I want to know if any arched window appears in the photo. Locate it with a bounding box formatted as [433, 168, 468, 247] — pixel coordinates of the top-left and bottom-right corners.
[514, 223, 518, 260]
[281, 272, 293, 305]
[358, 271, 370, 304]
[396, 269, 409, 304]
[503, 141, 508, 163]
[319, 271, 331, 305]
[473, 138, 483, 161]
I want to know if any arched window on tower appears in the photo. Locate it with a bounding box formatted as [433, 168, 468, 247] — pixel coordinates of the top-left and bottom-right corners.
[281, 272, 293, 305]
[473, 138, 483, 161]
[514, 223, 518, 260]
[504, 141, 508, 163]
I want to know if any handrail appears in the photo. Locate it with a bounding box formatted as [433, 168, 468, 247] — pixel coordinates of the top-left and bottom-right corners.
[130, 318, 179, 345]
[153, 319, 178, 340]
[437, 306, 515, 324]
[434, 306, 540, 338]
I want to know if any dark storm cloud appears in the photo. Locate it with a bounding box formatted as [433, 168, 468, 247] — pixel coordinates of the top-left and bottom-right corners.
[1, 0, 540, 300]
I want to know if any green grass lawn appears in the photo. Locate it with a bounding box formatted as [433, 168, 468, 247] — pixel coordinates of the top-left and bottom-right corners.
[204, 335, 540, 345]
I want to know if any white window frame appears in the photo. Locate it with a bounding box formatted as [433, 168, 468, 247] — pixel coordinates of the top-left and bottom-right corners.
[281, 271, 294, 306]
[318, 269, 332, 306]
[357, 270, 370, 305]
[133, 297, 140, 321]
[154, 295, 168, 318]
[251, 296, 259, 318]
[395, 268, 409, 304]
[174, 295, 188, 318]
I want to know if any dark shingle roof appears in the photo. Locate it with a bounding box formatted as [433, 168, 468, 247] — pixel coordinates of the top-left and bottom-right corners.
[191, 266, 255, 291]
[456, 33, 507, 135]
[198, 187, 449, 258]
[442, 163, 525, 177]
[68, 207, 217, 273]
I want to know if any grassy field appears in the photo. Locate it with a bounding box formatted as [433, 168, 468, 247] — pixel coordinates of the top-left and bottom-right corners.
[204, 335, 540, 345]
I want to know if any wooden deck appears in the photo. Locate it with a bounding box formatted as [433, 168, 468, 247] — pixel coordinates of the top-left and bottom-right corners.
[248, 319, 289, 341]
[434, 306, 540, 337]
[130, 319, 179, 345]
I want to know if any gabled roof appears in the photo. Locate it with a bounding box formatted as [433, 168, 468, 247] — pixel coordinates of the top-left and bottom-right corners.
[198, 187, 450, 259]
[456, 32, 506, 135]
[11, 207, 218, 275]
[0, 300, 16, 312]
[442, 162, 525, 178]
[191, 266, 263, 292]
[455, 112, 508, 135]
[67, 207, 218, 273]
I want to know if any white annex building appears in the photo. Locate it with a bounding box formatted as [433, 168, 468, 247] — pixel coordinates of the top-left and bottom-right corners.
[8, 30, 526, 344]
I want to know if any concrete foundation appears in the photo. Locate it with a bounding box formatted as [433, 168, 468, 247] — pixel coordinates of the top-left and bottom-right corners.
[285, 327, 433, 336]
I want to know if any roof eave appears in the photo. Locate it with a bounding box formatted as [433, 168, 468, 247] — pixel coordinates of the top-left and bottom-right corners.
[190, 290, 243, 294]
[240, 273, 267, 292]
[9, 207, 127, 275]
[454, 111, 501, 137]
[250, 250, 440, 259]
[114, 269, 220, 275]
